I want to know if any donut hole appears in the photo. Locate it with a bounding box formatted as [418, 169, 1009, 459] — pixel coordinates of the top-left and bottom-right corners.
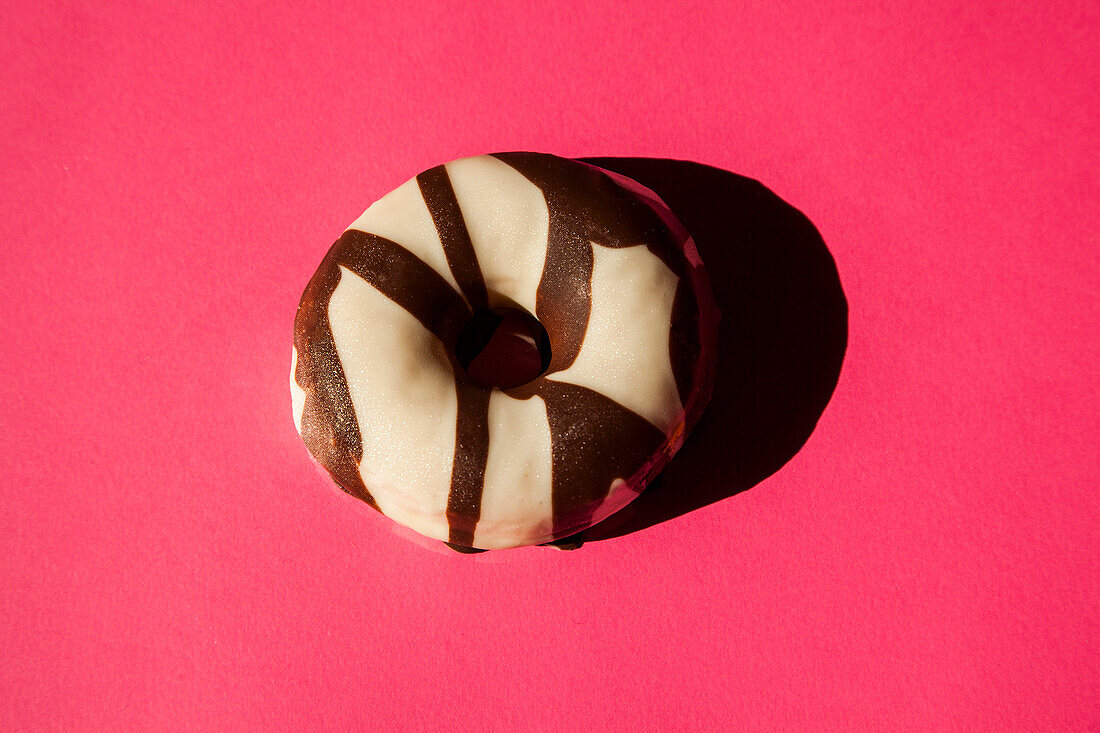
[455, 307, 551, 389]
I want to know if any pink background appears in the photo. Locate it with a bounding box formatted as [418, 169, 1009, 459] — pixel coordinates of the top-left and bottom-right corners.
[2, 0, 1097, 729]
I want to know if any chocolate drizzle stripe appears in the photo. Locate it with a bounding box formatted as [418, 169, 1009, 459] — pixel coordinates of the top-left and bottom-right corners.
[415, 167, 494, 543]
[417, 166, 490, 312]
[490, 153, 687, 275]
[535, 228, 592, 372]
[445, 383, 491, 546]
[293, 258, 377, 508]
[333, 229, 471, 350]
[505, 379, 666, 539]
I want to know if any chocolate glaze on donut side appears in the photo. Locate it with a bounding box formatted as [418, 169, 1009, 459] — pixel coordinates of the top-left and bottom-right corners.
[292, 153, 717, 550]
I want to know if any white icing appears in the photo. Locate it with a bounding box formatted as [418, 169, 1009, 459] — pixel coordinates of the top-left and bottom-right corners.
[290, 347, 306, 435]
[551, 244, 684, 433]
[473, 392, 554, 549]
[443, 155, 549, 314]
[347, 176, 463, 298]
[327, 266, 457, 542]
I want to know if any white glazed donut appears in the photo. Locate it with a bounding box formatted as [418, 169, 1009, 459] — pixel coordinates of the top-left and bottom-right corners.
[292, 153, 717, 550]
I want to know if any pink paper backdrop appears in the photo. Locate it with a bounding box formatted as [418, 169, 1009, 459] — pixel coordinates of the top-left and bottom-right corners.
[2, 0, 1097, 729]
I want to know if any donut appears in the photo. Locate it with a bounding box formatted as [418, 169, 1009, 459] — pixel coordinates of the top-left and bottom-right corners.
[291, 153, 717, 550]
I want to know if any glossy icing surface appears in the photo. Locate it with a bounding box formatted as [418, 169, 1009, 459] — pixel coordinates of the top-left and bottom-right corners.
[293, 153, 715, 549]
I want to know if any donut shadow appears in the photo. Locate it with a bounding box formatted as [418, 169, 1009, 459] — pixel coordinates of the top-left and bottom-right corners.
[568, 158, 849, 545]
